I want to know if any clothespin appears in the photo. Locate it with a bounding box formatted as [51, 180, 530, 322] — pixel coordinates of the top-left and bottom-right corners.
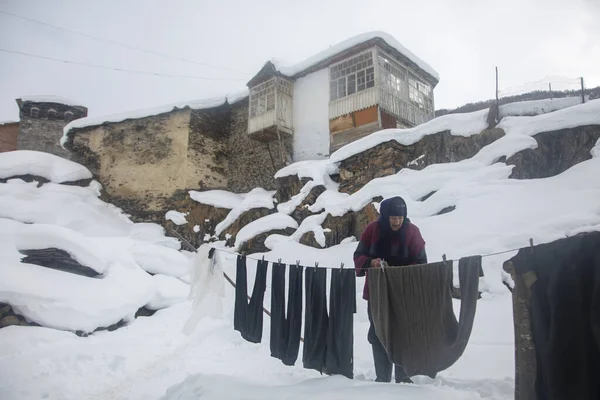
[529, 238, 534, 253]
[296, 260, 300, 268]
[340, 262, 344, 270]
[442, 254, 447, 265]
[262, 255, 265, 262]
[314, 261, 319, 269]
[278, 258, 282, 265]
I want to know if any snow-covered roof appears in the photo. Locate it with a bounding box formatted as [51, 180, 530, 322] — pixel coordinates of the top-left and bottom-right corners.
[0, 150, 93, 183]
[60, 90, 248, 146]
[18, 95, 84, 107]
[275, 31, 439, 82]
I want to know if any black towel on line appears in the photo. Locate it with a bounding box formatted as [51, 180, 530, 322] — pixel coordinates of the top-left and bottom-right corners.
[510, 233, 600, 400]
[325, 268, 356, 379]
[270, 262, 303, 366]
[233, 255, 268, 343]
[302, 267, 328, 372]
[303, 267, 356, 379]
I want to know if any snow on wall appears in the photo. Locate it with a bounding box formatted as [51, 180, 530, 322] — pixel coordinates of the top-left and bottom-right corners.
[165, 210, 188, 226]
[276, 31, 439, 82]
[0, 150, 92, 182]
[233, 213, 298, 250]
[499, 96, 583, 117]
[292, 69, 331, 161]
[498, 99, 600, 137]
[18, 95, 83, 107]
[60, 95, 229, 146]
[329, 108, 489, 163]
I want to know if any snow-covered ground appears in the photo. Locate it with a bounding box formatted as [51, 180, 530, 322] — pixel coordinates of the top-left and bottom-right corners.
[1, 101, 600, 399]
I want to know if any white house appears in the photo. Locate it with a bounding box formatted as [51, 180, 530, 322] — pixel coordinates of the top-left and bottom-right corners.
[245, 31, 440, 161]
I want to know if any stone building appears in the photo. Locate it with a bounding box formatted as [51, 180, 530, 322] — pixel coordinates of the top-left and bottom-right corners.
[63, 31, 438, 220]
[16, 96, 88, 159]
[0, 121, 19, 153]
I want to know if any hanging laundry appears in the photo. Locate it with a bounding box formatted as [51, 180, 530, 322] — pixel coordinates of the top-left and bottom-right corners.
[182, 244, 225, 336]
[270, 262, 303, 366]
[367, 256, 480, 378]
[509, 233, 600, 400]
[325, 268, 356, 379]
[302, 267, 328, 372]
[233, 255, 268, 344]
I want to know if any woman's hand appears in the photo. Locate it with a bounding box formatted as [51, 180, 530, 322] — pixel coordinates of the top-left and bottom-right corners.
[370, 258, 382, 268]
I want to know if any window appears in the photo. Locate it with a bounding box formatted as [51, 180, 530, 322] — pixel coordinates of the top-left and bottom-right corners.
[249, 78, 276, 118]
[64, 111, 74, 122]
[378, 52, 408, 97]
[329, 51, 375, 101]
[409, 75, 433, 114]
[30, 107, 39, 118]
[47, 109, 57, 120]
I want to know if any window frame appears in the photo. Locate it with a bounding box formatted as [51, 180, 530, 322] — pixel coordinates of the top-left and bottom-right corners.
[249, 77, 277, 118]
[329, 49, 376, 101]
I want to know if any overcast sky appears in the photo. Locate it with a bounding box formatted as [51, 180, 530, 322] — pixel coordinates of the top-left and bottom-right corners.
[0, 0, 598, 122]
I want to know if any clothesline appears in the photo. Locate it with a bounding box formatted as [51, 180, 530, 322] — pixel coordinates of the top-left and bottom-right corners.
[205, 242, 527, 270]
[169, 229, 529, 270]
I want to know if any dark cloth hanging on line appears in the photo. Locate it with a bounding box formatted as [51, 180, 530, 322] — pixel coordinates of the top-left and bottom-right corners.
[233, 255, 268, 343]
[367, 256, 480, 378]
[303, 267, 357, 379]
[325, 268, 356, 379]
[270, 262, 304, 366]
[509, 233, 600, 400]
[302, 266, 328, 372]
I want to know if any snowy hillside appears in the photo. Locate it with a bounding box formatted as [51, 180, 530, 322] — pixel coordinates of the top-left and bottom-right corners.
[1, 100, 600, 400]
[0, 152, 192, 334]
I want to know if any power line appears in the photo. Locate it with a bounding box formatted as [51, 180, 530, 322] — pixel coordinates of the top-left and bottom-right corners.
[0, 9, 252, 76]
[0, 47, 247, 81]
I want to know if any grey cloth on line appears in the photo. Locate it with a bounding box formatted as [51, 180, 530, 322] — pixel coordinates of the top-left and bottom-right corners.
[367, 256, 481, 378]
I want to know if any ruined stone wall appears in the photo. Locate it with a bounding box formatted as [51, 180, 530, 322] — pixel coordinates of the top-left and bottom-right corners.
[188, 105, 230, 190]
[227, 99, 293, 192]
[69, 110, 192, 212]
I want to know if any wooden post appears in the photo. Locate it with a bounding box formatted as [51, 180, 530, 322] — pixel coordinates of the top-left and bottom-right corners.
[504, 260, 537, 400]
[495, 67, 500, 122]
[581, 77, 585, 103]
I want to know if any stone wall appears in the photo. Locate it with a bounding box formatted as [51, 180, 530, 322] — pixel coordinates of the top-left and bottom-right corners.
[506, 125, 600, 179]
[188, 105, 230, 190]
[16, 100, 87, 159]
[227, 99, 293, 192]
[0, 122, 18, 152]
[69, 110, 193, 212]
[18, 117, 72, 159]
[338, 128, 504, 193]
